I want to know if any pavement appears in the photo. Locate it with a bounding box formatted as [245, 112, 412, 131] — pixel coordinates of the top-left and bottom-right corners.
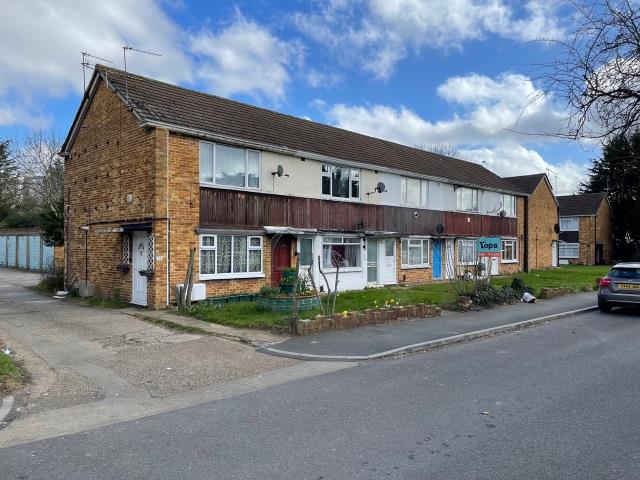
[260, 292, 598, 360]
[2, 308, 640, 479]
[0, 268, 351, 446]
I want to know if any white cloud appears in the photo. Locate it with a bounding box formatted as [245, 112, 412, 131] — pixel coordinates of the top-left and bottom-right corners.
[305, 69, 342, 88]
[0, 0, 192, 98]
[324, 72, 587, 194]
[190, 14, 304, 101]
[0, 103, 51, 129]
[293, 0, 565, 78]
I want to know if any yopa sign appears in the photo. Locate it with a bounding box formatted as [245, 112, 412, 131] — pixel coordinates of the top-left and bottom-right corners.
[477, 237, 501, 257]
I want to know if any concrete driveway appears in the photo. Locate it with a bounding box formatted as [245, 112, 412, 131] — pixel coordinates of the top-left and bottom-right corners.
[0, 268, 350, 447]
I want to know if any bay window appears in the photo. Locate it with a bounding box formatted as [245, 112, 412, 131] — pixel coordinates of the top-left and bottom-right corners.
[456, 187, 478, 212]
[200, 234, 263, 278]
[199, 141, 261, 188]
[401, 238, 430, 268]
[458, 239, 476, 265]
[321, 164, 360, 199]
[401, 177, 428, 207]
[322, 237, 361, 268]
[501, 238, 518, 262]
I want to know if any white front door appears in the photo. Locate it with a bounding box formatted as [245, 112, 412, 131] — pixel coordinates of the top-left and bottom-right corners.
[366, 238, 379, 284]
[444, 239, 454, 279]
[380, 239, 396, 285]
[490, 256, 499, 275]
[131, 231, 148, 306]
[552, 241, 558, 267]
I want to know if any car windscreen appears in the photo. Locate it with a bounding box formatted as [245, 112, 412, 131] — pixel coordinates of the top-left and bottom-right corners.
[610, 268, 640, 279]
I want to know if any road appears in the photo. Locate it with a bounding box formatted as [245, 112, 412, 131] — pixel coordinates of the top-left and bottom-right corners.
[2, 308, 640, 479]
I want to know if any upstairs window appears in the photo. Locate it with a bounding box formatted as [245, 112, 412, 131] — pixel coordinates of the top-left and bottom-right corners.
[200, 142, 260, 189]
[322, 165, 359, 199]
[560, 217, 579, 231]
[456, 187, 478, 212]
[401, 178, 428, 207]
[501, 194, 516, 217]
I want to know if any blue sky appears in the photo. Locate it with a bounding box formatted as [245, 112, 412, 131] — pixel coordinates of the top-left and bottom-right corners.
[0, 0, 598, 193]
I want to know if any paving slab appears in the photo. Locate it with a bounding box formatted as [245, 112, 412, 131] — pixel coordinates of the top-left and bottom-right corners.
[260, 293, 598, 359]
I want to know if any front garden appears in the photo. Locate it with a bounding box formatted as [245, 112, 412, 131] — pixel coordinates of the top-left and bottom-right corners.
[187, 265, 612, 332]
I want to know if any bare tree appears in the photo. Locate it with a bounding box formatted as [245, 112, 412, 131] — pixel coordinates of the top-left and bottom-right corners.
[415, 143, 465, 160]
[14, 129, 64, 244]
[539, 0, 640, 139]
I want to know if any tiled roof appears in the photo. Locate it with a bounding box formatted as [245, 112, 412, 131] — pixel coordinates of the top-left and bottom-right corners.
[85, 66, 521, 193]
[504, 173, 548, 195]
[557, 193, 607, 216]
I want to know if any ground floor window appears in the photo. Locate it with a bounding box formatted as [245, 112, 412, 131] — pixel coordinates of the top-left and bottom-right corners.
[401, 238, 430, 268]
[559, 242, 579, 258]
[501, 239, 518, 262]
[200, 234, 263, 278]
[322, 237, 361, 268]
[458, 239, 476, 265]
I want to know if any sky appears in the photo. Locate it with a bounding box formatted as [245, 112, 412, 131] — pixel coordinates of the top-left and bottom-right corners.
[0, 0, 601, 194]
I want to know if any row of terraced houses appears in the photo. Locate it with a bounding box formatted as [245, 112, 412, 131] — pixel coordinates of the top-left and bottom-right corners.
[59, 66, 613, 308]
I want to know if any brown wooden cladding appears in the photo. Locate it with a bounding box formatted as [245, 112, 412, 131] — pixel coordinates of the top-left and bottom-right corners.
[200, 188, 517, 237]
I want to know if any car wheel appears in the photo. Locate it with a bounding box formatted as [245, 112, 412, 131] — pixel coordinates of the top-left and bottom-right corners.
[598, 302, 612, 313]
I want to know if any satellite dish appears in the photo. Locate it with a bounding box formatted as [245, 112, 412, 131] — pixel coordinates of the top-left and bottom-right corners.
[499, 210, 507, 217]
[436, 224, 445, 234]
[276, 165, 284, 177]
[376, 181, 386, 193]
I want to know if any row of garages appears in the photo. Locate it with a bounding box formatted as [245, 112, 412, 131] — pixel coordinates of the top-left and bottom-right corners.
[0, 229, 55, 272]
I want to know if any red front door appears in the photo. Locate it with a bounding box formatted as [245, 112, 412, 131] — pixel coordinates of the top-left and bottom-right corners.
[271, 238, 291, 287]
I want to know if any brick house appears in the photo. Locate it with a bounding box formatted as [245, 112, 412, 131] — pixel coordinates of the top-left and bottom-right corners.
[504, 174, 560, 271]
[557, 193, 613, 265]
[61, 66, 531, 308]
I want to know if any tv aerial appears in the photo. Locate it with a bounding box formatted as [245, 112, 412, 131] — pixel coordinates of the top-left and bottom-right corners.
[122, 44, 162, 106]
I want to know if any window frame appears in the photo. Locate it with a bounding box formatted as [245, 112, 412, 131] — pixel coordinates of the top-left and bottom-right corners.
[400, 237, 431, 269]
[501, 238, 518, 263]
[501, 194, 516, 217]
[559, 217, 579, 232]
[321, 236, 362, 270]
[456, 187, 479, 213]
[559, 242, 580, 258]
[321, 164, 360, 200]
[199, 141, 261, 190]
[298, 237, 314, 267]
[199, 234, 264, 279]
[457, 239, 477, 265]
[400, 177, 428, 207]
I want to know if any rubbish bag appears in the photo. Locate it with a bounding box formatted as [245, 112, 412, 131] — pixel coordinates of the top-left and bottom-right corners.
[521, 292, 536, 303]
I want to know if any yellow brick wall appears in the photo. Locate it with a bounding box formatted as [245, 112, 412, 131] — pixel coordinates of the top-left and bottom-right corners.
[65, 79, 160, 304]
[396, 239, 433, 284]
[578, 216, 595, 265]
[526, 180, 559, 270]
[595, 200, 613, 264]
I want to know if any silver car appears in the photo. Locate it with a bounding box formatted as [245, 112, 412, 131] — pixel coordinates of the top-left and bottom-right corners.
[598, 263, 640, 312]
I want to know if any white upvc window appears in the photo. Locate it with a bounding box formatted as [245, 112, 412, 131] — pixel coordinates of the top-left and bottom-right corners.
[401, 238, 430, 268]
[400, 177, 428, 207]
[559, 242, 579, 258]
[321, 164, 360, 199]
[321, 236, 362, 268]
[199, 234, 264, 279]
[199, 141, 261, 189]
[458, 239, 476, 265]
[501, 194, 516, 217]
[559, 217, 579, 231]
[456, 187, 478, 212]
[501, 238, 518, 263]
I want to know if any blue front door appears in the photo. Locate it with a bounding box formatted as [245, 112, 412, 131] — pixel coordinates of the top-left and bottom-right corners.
[432, 240, 442, 279]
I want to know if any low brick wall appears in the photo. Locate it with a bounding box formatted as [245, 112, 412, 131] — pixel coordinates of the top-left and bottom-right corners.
[257, 295, 319, 312]
[538, 287, 573, 299]
[296, 303, 441, 336]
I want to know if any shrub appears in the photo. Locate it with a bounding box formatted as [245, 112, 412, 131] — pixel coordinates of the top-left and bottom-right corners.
[470, 282, 520, 309]
[259, 286, 280, 297]
[33, 267, 64, 293]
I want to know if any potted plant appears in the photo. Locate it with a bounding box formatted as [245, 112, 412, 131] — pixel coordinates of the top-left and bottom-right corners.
[279, 267, 297, 294]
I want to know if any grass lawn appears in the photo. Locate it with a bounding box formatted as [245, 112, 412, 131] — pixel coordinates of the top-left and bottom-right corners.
[188, 265, 611, 331]
[0, 350, 28, 394]
[492, 264, 611, 296]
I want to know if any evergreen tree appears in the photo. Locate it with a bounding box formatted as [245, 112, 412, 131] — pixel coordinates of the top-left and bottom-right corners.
[581, 130, 640, 260]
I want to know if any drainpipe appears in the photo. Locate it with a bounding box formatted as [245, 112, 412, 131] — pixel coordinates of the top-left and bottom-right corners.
[523, 196, 529, 272]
